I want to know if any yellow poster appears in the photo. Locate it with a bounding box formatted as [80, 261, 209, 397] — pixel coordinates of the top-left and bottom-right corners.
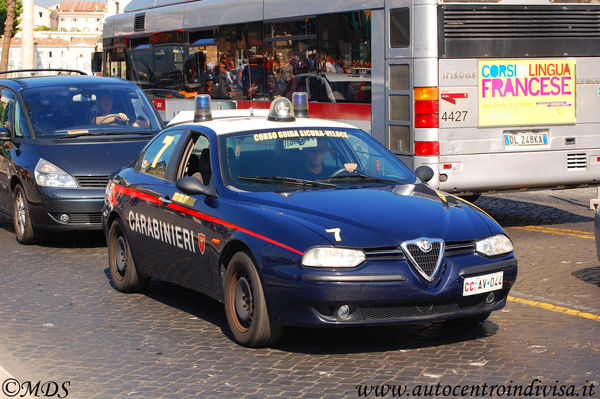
[478, 59, 576, 127]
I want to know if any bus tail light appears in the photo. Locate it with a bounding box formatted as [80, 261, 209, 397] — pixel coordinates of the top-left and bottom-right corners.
[414, 87, 439, 128]
[414, 141, 439, 156]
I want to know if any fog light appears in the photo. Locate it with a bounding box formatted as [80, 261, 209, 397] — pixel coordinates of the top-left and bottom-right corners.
[485, 292, 495, 304]
[439, 173, 448, 182]
[59, 213, 70, 223]
[337, 305, 351, 319]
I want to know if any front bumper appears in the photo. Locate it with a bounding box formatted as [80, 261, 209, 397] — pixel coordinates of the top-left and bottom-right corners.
[28, 186, 105, 231]
[264, 254, 517, 326]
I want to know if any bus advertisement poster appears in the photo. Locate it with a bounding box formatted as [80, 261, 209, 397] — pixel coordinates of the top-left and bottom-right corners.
[477, 59, 576, 127]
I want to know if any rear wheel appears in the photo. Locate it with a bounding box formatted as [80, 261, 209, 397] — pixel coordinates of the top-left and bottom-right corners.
[12, 185, 37, 244]
[224, 251, 282, 347]
[108, 219, 149, 293]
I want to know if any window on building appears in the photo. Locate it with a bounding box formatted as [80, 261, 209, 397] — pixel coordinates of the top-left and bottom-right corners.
[49, 51, 52, 57]
[38, 12, 42, 17]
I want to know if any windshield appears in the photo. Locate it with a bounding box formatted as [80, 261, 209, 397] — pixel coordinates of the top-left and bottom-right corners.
[221, 128, 416, 192]
[21, 84, 163, 137]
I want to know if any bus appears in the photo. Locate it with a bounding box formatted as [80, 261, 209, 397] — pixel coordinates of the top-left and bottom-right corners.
[101, 0, 600, 200]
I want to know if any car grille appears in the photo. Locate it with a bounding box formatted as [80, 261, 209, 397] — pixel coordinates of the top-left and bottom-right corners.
[75, 175, 110, 188]
[403, 241, 443, 277]
[358, 291, 508, 321]
[364, 241, 474, 261]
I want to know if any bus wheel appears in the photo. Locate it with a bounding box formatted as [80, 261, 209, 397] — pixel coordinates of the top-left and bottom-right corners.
[224, 251, 282, 347]
[459, 194, 481, 203]
[108, 219, 149, 293]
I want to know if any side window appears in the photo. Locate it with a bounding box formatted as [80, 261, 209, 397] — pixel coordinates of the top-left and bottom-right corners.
[14, 102, 31, 138]
[181, 134, 211, 184]
[0, 89, 15, 132]
[137, 130, 184, 179]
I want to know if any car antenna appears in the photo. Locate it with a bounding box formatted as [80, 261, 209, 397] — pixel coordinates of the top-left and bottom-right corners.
[247, 57, 254, 119]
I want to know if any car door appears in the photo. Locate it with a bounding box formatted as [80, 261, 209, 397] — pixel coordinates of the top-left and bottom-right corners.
[119, 128, 186, 274]
[0, 88, 15, 209]
[152, 129, 220, 294]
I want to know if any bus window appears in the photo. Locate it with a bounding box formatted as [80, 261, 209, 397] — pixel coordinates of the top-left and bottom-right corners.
[217, 23, 263, 100]
[107, 49, 126, 79]
[390, 8, 410, 48]
[128, 37, 153, 89]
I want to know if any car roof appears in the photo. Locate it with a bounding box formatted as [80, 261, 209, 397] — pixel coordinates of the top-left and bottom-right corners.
[0, 75, 136, 91]
[168, 110, 357, 135]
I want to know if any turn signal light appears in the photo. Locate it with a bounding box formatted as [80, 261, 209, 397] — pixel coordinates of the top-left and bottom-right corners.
[414, 141, 440, 156]
[414, 87, 439, 128]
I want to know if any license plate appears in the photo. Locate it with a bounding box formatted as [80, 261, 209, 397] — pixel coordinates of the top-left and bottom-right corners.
[504, 132, 548, 147]
[463, 271, 503, 296]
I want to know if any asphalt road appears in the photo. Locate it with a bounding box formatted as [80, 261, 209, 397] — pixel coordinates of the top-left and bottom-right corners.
[0, 188, 598, 399]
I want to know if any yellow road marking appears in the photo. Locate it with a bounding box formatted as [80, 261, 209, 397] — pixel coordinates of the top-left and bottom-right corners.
[511, 225, 594, 239]
[508, 296, 600, 322]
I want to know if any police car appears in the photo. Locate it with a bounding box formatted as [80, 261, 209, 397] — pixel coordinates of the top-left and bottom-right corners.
[103, 93, 518, 347]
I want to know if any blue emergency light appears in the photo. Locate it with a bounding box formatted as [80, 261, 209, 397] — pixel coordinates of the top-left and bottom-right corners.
[194, 94, 212, 122]
[292, 92, 309, 118]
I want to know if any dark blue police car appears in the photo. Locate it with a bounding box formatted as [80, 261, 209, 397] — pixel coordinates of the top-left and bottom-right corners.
[0, 70, 163, 243]
[103, 94, 517, 347]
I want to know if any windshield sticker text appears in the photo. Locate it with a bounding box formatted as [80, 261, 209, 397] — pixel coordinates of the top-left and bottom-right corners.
[253, 129, 348, 142]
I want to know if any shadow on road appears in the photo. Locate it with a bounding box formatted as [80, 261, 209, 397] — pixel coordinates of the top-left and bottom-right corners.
[104, 268, 498, 354]
[476, 196, 592, 227]
[572, 266, 600, 288]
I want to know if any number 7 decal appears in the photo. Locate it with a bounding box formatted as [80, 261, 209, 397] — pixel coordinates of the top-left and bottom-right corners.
[151, 135, 175, 168]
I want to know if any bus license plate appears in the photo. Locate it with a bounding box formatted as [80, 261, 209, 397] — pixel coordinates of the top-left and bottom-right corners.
[504, 132, 548, 147]
[463, 271, 503, 296]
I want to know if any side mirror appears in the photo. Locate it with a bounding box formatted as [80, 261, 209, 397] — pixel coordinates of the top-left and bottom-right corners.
[175, 176, 217, 197]
[0, 127, 11, 139]
[415, 165, 434, 183]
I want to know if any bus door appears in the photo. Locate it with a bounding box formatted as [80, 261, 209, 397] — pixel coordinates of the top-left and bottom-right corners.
[385, 2, 413, 168]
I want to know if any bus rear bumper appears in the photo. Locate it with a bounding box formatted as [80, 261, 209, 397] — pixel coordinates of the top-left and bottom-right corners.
[434, 150, 600, 193]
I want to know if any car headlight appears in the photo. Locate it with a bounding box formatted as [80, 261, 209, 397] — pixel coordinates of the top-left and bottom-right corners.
[35, 158, 77, 188]
[475, 234, 513, 257]
[302, 247, 365, 268]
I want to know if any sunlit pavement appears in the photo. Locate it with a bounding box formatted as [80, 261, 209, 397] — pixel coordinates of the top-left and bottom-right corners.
[0, 188, 597, 398]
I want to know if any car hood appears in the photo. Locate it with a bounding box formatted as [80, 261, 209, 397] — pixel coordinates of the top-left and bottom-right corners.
[38, 139, 149, 176]
[237, 184, 495, 248]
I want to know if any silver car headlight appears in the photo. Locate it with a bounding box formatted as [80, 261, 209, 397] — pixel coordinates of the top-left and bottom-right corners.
[35, 158, 77, 188]
[475, 234, 513, 257]
[302, 247, 366, 268]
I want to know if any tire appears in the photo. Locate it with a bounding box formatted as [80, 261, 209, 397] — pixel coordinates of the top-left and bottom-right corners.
[446, 311, 490, 326]
[458, 194, 481, 203]
[12, 184, 37, 244]
[108, 219, 149, 293]
[224, 251, 282, 347]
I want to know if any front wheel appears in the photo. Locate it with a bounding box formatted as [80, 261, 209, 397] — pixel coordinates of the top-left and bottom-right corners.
[224, 252, 282, 347]
[108, 219, 149, 293]
[12, 185, 37, 244]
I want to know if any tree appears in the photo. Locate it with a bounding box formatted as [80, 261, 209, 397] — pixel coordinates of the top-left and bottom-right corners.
[0, 0, 23, 37]
[0, 0, 15, 71]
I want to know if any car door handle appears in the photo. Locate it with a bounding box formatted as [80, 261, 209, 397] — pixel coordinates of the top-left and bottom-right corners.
[159, 196, 171, 204]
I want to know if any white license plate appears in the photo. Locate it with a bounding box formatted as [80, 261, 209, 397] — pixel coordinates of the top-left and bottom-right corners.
[463, 271, 503, 296]
[504, 132, 548, 147]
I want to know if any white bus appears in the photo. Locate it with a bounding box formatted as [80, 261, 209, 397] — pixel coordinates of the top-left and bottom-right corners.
[101, 0, 600, 200]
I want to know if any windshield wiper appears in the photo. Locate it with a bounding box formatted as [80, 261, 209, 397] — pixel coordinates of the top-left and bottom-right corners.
[318, 173, 401, 185]
[59, 131, 154, 139]
[238, 176, 338, 188]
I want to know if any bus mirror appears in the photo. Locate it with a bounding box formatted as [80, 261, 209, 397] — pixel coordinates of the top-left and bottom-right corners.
[91, 52, 103, 74]
[415, 165, 434, 183]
